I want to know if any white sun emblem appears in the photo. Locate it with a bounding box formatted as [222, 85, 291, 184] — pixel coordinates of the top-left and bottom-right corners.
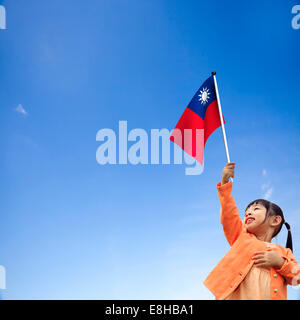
[198, 87, 210, 105]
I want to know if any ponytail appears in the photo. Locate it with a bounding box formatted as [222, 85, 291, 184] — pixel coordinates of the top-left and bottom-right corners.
[284, 222, 293, 252]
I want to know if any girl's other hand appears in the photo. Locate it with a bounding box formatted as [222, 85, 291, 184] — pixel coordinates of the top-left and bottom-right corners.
[221, 162, 235, 185]
[252, 251, 285, 269]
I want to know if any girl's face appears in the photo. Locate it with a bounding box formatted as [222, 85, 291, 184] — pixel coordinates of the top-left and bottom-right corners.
[243, 203, 268, 233]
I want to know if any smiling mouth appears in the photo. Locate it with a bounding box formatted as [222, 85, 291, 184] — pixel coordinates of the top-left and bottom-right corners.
[246, 217, 255, 225]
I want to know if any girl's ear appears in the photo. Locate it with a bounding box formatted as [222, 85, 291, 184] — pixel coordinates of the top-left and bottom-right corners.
[270, 215, 282, 227]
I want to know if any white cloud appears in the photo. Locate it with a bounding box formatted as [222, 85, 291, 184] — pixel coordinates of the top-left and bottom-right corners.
[261, 168, 273, 199]
[263, 187, 273, 200]
[261, 183, 269, 191]
[15, 104, 28, 116]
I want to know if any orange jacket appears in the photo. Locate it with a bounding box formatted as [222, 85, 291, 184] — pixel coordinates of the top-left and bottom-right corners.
[203, 180, 300, 300]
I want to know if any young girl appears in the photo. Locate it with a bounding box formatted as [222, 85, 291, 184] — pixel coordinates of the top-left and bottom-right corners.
[204, 162, 300, 300]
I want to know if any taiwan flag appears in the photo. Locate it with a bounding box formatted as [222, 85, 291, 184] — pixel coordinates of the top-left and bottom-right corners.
[170, 75, 225, 165]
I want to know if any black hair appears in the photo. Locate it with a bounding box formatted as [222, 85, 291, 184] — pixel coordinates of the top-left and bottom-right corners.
[245, 199, 293, 252]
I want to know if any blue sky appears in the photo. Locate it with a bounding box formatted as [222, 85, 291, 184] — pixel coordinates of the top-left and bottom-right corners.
[0, 0, 300, 299]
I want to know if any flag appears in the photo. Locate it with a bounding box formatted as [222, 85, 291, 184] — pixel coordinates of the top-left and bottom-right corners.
[170, 75, 225, 165]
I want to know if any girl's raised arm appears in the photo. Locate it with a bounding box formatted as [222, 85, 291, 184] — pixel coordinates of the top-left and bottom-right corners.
[218, 162, 243, 246]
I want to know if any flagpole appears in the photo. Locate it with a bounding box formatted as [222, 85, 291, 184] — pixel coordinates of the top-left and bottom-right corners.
[212, 71, 233, 182]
